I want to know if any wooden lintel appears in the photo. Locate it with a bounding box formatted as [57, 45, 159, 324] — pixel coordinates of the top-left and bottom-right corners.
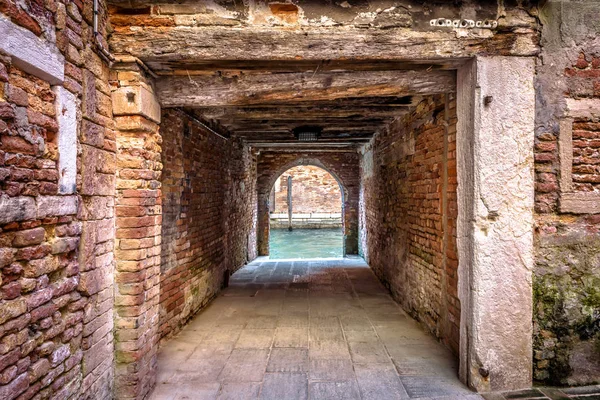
[156, 70, 456, 107]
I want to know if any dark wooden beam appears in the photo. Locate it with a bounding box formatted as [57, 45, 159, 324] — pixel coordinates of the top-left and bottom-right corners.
[110, 25, 539, 64]
[194, 105, 409, 120]
[156, 70, 456, 107]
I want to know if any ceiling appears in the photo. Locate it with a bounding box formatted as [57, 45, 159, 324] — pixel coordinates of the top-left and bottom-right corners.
[154, 60, 457, 148]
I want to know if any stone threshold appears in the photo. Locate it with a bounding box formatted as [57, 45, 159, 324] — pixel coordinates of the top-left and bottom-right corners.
[484, 385, 600, 400]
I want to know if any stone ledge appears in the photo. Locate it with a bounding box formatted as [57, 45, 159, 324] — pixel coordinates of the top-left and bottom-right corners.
[112, 84, 161, 124]
[559, 192, 600, 214]
[0, 15, 64, 85]
[0, 195, 78, 225]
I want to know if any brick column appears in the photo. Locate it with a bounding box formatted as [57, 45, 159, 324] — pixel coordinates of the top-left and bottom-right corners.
[110, 60, 162, 399]
[257, 194, 270, 256]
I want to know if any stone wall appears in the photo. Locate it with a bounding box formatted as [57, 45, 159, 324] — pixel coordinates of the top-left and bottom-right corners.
[272, 165, 341, 215]
[159, 109, 256, 340]
[0, 0, 116, 399]
[532, 0, 600, 386]
[256, 152, 359, 256]
[360, 94, 460, 354]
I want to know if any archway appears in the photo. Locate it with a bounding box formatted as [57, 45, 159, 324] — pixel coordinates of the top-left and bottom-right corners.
[269, 165, 344, 258]
[256, 154, 360, 257]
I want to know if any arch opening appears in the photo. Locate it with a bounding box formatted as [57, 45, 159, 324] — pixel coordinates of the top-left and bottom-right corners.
[268, 165, 345, 258]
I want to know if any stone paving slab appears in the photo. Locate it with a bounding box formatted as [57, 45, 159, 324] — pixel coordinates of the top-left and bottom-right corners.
[148, 258, 484, 400]
[483, 385, 600, 400]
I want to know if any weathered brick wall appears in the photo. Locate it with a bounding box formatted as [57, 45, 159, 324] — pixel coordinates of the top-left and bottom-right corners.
[532, 1, 600, 386]
[159, 109, 256, 340]
[257, 152, 359, 256]
[0, 1, 115, 399]
[272, 165, 342, 214]
[571, 118, 600, 192]
[360, 94, 460, 354]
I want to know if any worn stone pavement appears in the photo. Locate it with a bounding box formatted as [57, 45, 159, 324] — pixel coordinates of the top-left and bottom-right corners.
[149, 257, 482, 400]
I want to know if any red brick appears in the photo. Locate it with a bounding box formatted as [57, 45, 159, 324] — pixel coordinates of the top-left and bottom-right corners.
[12, 227, 45, 247]
[1, 135, 37, 155]
[6, 85, 28, 107]
[0, 101, 16, 119]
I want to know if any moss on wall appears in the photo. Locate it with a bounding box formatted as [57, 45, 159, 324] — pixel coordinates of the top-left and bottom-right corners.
[533, 233, 600, 385]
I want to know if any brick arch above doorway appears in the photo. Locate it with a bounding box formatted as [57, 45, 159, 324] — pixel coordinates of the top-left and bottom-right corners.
[256, 151, 360, 256]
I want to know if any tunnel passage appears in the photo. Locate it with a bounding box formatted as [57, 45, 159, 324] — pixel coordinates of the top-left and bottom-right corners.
[105, 53, 534, 398]
[151, 63, 465, 397]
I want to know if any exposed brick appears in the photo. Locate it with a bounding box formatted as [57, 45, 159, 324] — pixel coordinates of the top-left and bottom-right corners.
[12, 228, 45, 247]
[360, 95, 460, 354]
[0, 372, 28, 400]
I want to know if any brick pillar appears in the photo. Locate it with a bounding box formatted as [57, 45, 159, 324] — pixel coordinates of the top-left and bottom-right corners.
[110, 60, 162, 399]
[257, 193, 270, 256]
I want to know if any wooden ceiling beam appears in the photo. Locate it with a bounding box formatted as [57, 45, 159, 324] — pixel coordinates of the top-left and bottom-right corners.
[194, 106, 408, 120]
[156, 70, 455, 107]
[110, 25, 538, 64]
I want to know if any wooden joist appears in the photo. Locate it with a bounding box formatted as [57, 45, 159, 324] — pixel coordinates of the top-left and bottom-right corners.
[156, 70, 456, 107]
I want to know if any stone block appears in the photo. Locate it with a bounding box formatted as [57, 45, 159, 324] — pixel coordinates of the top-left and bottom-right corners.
[0, 15, 64, 84]
[0, 372, 28, 400]
[24, 256, 59, 278]
[79, 264, 113, 296]
[0, 195, 36, 224]
[0, 298, 27, 324]
[53, 86, 78, 195]
[28, 358, 50, 383]
[51, 237, 79, 254]
[50, 344, 71, 367]
[112, 83, 161, 124]
[36, 195, 78, 219]
[26, 287, 53, 310]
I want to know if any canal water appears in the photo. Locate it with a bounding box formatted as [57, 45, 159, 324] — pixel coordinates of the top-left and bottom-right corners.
[269, 228, 344, 259]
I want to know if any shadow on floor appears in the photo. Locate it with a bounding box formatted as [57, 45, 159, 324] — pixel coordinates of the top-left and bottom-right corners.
[149, 257, 481, 400]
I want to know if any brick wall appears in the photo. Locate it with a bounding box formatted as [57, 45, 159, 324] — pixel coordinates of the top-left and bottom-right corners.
[0, 1, 115, 399]
[360, 94, 460, 354]
[272, 165, 342, 214]
[530, 0, 600, 385]
[159, 109, 256, 340]
[257, 152, 359, 256]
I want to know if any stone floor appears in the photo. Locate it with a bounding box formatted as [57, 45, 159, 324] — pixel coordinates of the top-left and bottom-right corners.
[149, 257, 482, 400]
[485, 386, 600, 400]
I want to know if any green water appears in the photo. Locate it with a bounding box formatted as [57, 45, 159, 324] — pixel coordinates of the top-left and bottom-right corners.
[269, 228, 343, 259]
